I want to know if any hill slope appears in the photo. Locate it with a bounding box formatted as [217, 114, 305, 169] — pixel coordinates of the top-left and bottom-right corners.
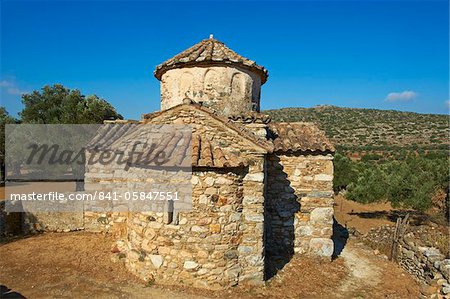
[263, 106, 449, 151]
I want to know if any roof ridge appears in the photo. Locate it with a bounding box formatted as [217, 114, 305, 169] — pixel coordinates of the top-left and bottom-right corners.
[142, 103, 274, 153]
[154, 37, 268, 84]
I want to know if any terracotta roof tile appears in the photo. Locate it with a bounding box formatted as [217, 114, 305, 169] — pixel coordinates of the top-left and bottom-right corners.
[154, 37, 269, 84]
[87, 124, 246, 168]
[193, 134, 246, 168]
[268, 122, 335, 153]
[228, 112, 271, 124]
[142, 103, 274, 153]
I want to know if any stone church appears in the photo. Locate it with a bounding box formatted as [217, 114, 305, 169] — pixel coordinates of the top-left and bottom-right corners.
[85, 36, 335, 289]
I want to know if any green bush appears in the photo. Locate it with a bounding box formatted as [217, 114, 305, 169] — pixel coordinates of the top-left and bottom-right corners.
[334, 151, 449, 211]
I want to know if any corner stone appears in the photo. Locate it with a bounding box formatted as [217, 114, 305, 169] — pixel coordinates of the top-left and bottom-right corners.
[309, 238, 334, 257]
[310, 207, 334, 225]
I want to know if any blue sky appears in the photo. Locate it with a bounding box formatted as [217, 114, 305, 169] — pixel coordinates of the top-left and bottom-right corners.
[1, 0, 448, 119]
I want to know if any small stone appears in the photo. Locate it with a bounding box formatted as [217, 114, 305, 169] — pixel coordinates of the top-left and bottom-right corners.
[244, 213, 264, 222]
[243, 195, 264, 204]
[199, 195, 208, 205]
[183, 261, 199, 270]
[238, 246, 253, 255]
[314, 174, 333, 181]
[224, 250, 238, 260]
[209, 224, 221, 233]
[243, 172, 264, 182]
[149, 255, 163, 269]
[191, 225, 207, 233]
[205, 187, 217, 195]
[225, 265, 241, 279]
[205, 176, 215, 186]
[310, 207, 334, 225]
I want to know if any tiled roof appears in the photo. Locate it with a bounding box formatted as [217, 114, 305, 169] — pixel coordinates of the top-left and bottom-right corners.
[192, 134, 246, 168]
[268, 122, 335, 153]
[142, 103, 274, 153]
[228, 111, 271, 124]
[154, 37, 269, 84]
[87, 123, 247, 168]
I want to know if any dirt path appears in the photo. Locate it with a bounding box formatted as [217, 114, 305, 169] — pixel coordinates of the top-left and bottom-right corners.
[334, 239, 419, 299]
[338, 243, 382, 297]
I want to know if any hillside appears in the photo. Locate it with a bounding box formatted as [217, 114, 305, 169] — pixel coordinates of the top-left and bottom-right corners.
[263, 105, 449, 151]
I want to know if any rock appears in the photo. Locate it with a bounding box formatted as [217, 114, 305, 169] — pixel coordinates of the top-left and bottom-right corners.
[205, 187, 217, 195]
[310, 207, 333, 225]
[224, 250, 238, 260]
[297, 225, 313, 236]
[243, 172, 264, 182]
[209, 224, 221, 233]
[198, 194, 208, 205]
[437, 279, 448, 286]
[143, 228, 156, 240]
[183, 261, 199, 270]
[204, 177, 215, 186]
[314, 174, 333, 181]
[238, 246, 253, 255]
[149, 255, 163, 269]
[225, 265, 241, 279]
[420, 283, 437, 296]
[243, 195, 264, 204]
[244, 213, 264, 222]
[309, 238, 334, 257]
[191, 225, 207, 233]
[239, 272, 264, 286]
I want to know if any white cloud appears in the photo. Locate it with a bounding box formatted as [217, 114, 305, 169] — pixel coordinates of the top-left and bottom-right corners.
[445, 100, 450, 109]
[385, 90, 417, 102]
[0, 80, 28, 95]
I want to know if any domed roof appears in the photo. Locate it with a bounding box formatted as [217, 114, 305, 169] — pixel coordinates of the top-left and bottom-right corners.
[154, 35, 269, 84]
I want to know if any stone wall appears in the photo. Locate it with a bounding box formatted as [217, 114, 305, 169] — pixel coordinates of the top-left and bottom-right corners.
[397, 234, 450, 297]
[123, 169, 244, 289]
[122, 160, 266, 289]
[160, 66, 261, 115]
[364, 224, 450, 298]
[265, 152, 334, 268]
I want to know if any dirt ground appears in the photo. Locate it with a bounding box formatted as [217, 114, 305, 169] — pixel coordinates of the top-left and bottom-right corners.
[0, 189, 421, 298]
[0, 232, 419, 298]
[334, 195, 402, 234]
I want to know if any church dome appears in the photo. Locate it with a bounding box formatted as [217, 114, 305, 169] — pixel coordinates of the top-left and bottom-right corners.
[154, 36, 269, 84]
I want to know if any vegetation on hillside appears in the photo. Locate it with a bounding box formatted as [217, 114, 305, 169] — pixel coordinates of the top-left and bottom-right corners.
[334, 152, 449, 213]
[266, 105, 449, 214]
[264, 105, 449, 151]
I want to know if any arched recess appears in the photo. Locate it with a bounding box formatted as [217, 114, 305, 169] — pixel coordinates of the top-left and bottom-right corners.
[203, 69, 221, 96]
[179, 72, 194, 99]
[231, 73, 247, 104]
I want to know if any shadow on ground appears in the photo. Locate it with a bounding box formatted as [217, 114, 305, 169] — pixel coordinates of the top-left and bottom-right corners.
[348, 210, 429, 225]
[332, 217, 349, 260]
[1, 285, 27, 298]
